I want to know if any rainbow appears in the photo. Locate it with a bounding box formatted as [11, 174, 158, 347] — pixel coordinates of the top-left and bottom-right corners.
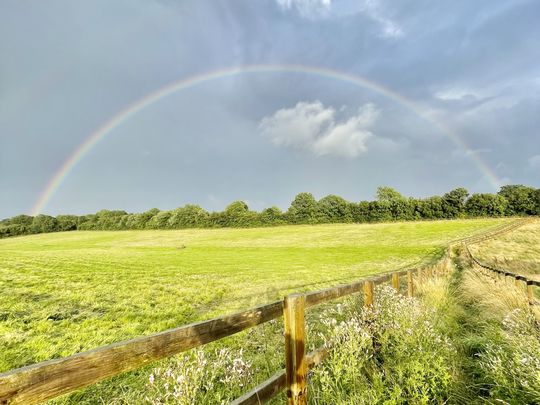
[30, 64, 501, 215]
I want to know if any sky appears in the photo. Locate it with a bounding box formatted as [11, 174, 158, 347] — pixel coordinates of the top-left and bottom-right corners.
[1, 0, 539, 218]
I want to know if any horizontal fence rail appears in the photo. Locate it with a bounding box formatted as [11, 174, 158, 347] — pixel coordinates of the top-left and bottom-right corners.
[0, 301, 284, 405]
[0, 218, 531, 405]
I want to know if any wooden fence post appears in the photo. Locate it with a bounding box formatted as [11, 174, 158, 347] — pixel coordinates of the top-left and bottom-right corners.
[363, 280, 374, 308]
[527, 282, 534, 305]
[284, 294, 307, 405]
[392, 273, 400, 292]
[407, 270, 414, 297]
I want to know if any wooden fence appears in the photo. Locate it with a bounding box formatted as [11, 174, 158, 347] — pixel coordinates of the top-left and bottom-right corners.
[0, 218, 534, 405]
[466, 246, 539, 306]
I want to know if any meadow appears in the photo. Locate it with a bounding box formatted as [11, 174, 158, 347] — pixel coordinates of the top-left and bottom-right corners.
[0, 218, 512, 403]
[469, 219, 540, 281]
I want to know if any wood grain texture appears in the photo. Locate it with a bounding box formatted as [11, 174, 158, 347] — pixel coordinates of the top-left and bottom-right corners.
[284, 294, 307, 405]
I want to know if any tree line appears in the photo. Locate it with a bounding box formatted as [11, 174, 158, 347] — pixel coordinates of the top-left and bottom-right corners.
[1, 185, 539, 238]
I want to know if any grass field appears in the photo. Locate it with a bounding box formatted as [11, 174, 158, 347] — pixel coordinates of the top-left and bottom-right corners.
[0, 218, 509, 403]
[469, 219, 540, 281]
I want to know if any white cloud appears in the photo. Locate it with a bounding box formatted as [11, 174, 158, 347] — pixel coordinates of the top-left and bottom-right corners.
[275, 0, 332, 19]
[259, 101, 379, 158]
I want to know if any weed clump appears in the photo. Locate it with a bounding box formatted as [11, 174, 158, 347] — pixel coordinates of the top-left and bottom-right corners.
[145, 348, 253, 405]
[309, 286, 458, 404]
[476, 308, 540, 403]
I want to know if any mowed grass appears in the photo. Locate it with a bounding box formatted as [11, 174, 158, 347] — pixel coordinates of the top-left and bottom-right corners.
[469, 219, 540, 281]
[0, 219, 506, 375]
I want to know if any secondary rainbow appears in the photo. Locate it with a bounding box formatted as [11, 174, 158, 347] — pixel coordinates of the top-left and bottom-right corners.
[30, 64, 502, 215]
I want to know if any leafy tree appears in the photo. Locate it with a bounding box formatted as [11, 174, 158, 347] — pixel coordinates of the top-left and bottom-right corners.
[498, 185, 535, 215]
[7, 215, 34, 226]
[259, 206, 285, 226]
[318, 195, 352, 223]
[533, 189, 540, 215]
[94, 210, 128, 230]
[465, 193, 507, 217]
[351, 201, 370, 223]
[368, 201, 393, 222]
[168, 205, 209, 228]
[147, 211, 172, 229]
[31, 214, 58, 233]
[376, 187, 405, 203]
[413, 196, 445, 220]
[56, 215, 79, 231]
[0, 224, 28, 238]
[124, 209, 159, 230]
[375, 187, 413, 220]
[222, 201, 255, 227]
[442, 188, 469, 218]
[287, 193, 319, 224]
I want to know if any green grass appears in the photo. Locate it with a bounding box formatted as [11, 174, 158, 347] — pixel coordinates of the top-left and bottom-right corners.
[0, 219, 508, 403]
[469, 219, 540, 281]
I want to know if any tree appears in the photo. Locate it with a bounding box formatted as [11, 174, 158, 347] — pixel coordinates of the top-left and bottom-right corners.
[146, 211, 172, 229]
[287, 193, 319, 224]
[318, 195, 352, 223]
[533, 189, 540, 215]
[414, 196, 445, 220]
[498, 185, 535, 215]
[56, 215, 79, 231]
[376, 187, 405, 203]
[375, 187, 413, 220]
[31, 214, 58, 234]
[95, 210, 128, 230]
[368, 201, 393, 222]
[168, 205, 209, 228]
[351, 201, 370, 223]
[465, 193, 507, 217]
[7, 215, 34, 226]
[259, 206, 285, 226]
[221, 201, 256, 227]
[442, 188, 469, 218]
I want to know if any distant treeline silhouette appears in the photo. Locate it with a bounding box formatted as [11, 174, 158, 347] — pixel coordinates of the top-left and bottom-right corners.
[2, 185, 539, 238]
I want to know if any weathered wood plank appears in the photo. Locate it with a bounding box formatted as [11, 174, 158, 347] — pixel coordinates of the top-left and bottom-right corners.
[305, 275, 385, 308]
[305, 280, 364, 308]
[0, 301, 283, 405]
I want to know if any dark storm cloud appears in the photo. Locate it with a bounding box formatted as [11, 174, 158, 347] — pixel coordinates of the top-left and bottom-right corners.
[1, 0, 539, 217]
